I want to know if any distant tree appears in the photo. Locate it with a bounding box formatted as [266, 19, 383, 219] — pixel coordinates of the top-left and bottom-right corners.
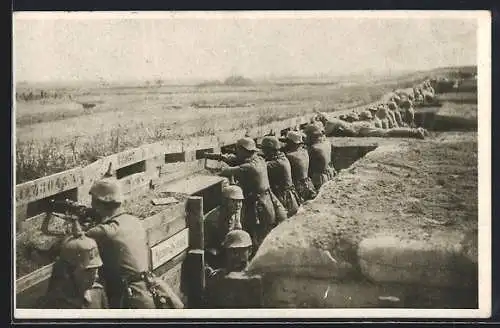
[224, 75, 254, 86]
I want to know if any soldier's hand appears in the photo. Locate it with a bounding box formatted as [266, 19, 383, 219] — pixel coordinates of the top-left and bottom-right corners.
[204, 152, 222, 161]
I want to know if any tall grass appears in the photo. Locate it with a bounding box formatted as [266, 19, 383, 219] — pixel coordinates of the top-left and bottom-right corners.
[15, 79, 420, 184]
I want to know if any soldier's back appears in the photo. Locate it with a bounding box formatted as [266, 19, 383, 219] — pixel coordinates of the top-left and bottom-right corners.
[266, 153, 294, 189]
[98, 213, 150, 276]
[308, 141, 332, 174]
[286, 147, 310, 181]
[237, 154, 271, 196]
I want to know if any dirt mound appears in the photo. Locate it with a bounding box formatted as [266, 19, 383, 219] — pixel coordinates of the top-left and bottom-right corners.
[248, 132, 478, 277]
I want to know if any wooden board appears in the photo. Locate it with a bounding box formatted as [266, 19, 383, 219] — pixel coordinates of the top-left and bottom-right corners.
[16, 274, 51, 308]
[141, 202, 187, 247]
[159, 174, 226, 195]
[150, 228, 189, 270]
[119, 172, 150, 195]
[16, 167, 84, 206]
[16, 262, 54, 294]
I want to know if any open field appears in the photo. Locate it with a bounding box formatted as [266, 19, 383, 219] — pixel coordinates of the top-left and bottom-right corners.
[14, 77, 413, 184]
[15, 66, 475, 184]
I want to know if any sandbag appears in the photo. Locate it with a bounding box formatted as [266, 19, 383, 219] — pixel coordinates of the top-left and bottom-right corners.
[358, 234, 476, 288]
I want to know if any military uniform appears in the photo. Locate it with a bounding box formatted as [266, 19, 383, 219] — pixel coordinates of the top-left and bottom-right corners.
[283, 131, 317, 202]
[204, 231, 259, 308]
[204, 185, 244, 267]
[86, 212, 156, 308]
[261, 136, 301, 218]
[43, 280, 109, 309]
[305, 125, 337, 191]
[42, 222, 109, 309]
[86, 179, 183, 309]
[219, 138, 287, 251]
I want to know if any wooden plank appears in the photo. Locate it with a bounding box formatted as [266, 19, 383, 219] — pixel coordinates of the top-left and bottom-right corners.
[16, 262, 54, 294]
[141, 203, 187, 247]
[150, 228, 189, 270]
[185, 249, 205, 308]
[16, 167, 84, 206]
[16, 275, 51, 308]
[115, 146, 149, 169]
[154, 159, 206, 187]
[157, 255, 187, 304]
[186, 197, 204, 250]
[159, 174, 226, 196]
[119, 172, 150, 195]
[204, 206, 220, 223]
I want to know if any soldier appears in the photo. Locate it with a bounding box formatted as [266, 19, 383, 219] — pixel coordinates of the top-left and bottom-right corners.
[85, 178, 183, 309]
[381, 104, 399, 128]
[260, 136, 301, 217]
[304, 124, 337, 191]
[204, 185, 245, 268]
[206, 138, 287, 252]
[204, 230, 257, 308]
[374, 106, 391, 129]
[281, 131, 317, 202]
[387, 101, 406, 127]
[367, 107, 383, 128]
[400, 99, 416, 127]
[358, 110, 373, 123]
[42, 219, 108, 309]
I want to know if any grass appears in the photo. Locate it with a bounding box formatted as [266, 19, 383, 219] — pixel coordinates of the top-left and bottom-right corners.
[15, 76, 429, 184]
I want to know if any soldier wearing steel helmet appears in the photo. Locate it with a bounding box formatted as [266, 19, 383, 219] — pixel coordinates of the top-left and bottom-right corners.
[281, 130, 317, 202]
[400, 99, 416, 127]
[387, 101, 406, 127]
[205, 138, 286, 252]
[366, 107, 383, 128]
[260, 135, 301, 218]
[304, 124, 337, 191]
[204, 230, 254, 307]
[204, 185, 245, 268]
[42, 219, 109, 309]
[85, 177, 183, 309]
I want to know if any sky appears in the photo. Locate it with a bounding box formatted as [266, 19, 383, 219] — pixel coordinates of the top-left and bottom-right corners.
[13, 12, 478, 83]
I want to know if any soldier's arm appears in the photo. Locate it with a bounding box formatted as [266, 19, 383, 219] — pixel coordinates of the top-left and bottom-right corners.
[86, 221, 119, 241]
[220, 162, 250, 178]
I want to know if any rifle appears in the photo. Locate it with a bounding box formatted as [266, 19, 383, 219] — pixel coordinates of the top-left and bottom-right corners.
[43, 199, 100, 234]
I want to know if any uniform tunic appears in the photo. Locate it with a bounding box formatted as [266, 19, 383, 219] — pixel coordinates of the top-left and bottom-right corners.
[265, 152, 301, 217]
[224, 153, 287, 250]
[307, 140, 337, 191]
[42, 278, 109, 309]
[86, 213, 155, 309]
[285, 147, 317, 201]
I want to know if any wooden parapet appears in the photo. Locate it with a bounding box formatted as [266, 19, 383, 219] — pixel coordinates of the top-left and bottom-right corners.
[14, 111, 319, 308]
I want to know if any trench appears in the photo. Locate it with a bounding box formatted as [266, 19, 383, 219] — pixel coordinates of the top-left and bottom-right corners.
[254, 110, 478, 309]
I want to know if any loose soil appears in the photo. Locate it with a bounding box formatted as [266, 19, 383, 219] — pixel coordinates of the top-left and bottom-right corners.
[250, 131, 478, 277]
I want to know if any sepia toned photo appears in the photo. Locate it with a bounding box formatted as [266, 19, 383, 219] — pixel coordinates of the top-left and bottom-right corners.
[13, 11, 491, 319]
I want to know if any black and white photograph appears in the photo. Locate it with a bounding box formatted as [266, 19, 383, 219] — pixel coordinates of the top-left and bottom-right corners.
[12, 11, 491, 319]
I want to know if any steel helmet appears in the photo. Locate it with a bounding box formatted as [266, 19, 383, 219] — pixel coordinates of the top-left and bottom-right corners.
[223, 185, 244, 200]
[359, 110, 373, 120]
[261, 136, 281, 150]
[89, 178, 123, 203]
[60, 228, 103, 269]
[236, 137, 257, 152]
[304, 124, 323, 136]
[401, 99, 413, 109]
[285, 130, 304, 144]
[387, 102, 397, 110]
[222, 230, 252, 249]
